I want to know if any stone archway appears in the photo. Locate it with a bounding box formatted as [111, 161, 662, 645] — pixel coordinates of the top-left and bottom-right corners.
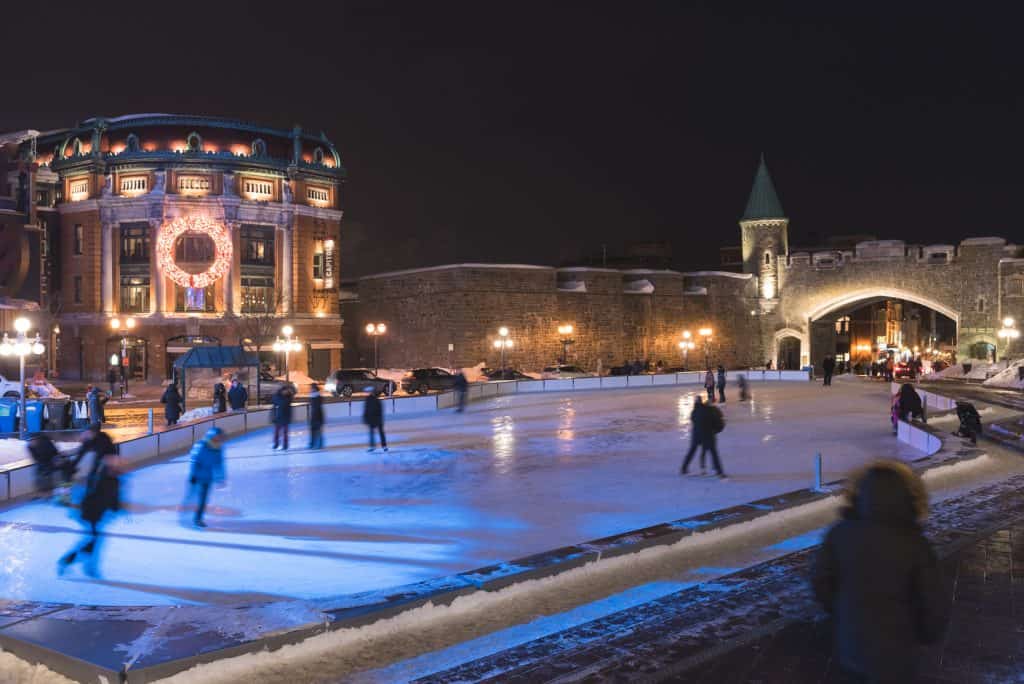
[805, 287, 960, 327]
[772, 327, 809, 370]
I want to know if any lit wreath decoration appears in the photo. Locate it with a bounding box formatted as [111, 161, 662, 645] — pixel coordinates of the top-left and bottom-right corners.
[156, 216, 233, 289]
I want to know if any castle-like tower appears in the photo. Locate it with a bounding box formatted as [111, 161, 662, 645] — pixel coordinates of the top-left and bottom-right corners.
[739, 154, 788, 300]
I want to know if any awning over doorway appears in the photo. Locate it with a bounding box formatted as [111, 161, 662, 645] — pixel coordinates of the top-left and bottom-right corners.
[172, 345, 259, 370]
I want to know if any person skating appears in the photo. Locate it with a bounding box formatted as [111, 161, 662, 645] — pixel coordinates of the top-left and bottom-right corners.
[58, 430, 121, 577]
[737, 374, 750, 401]
[212, 382, 227, 414]
[272, 385, 294, 450]
[188, 426, 226, 528]
[28, 433, 60, 496]
[228, 378, 248, 411]
[896, 383, 926, 425]
[454, 371, 469, 412]
[363, 388, 388, 452]
[704, 369, 716, 402]
[680, 395, 727, 478]
[716, 364, 727, 403]
[812, 460, 948, 683]
[308, 382, 325, 449]
[822, 355, 836, 386]
[161, 382, 183, 426]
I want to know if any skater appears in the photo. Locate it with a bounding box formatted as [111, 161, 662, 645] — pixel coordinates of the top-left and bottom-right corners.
[228, 377, 248, 411]
[716, 364, 727, 403]
[766, 359, 773, 370]
[58, 430, 121, 577]
[822, 355, 836, 386]
[812, 460, 948, 682]
[895, 383, 926, 425]
[363, 388, 388, 452]
[953, 401, 982, 445]
[212, 382, 227, 414]
[86, 385, 108, 429]
[704, 369, 716, 402]
[680, 395, 727, 478]
[161, 381, 183, 426]
[454, 370, 469, 412]
[737, 374, 750, 401]
[188, 426, 226, 527]
[272, 384, 294, 450]
[28, 433, 60, 495]
[308, 382, 325, 449]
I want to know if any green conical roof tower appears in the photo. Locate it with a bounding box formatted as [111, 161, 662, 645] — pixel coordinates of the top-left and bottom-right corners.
[741, 153, 786, 221]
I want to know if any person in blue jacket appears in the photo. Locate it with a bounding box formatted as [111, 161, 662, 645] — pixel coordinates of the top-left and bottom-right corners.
[188, 426, 226, 528]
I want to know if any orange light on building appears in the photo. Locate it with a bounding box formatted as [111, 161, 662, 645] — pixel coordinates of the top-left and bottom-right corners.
[229, 144, 249, 156]
[202, 142, 219, 153]
[110, 143, 126, 155]
[170, 140, 188, 153]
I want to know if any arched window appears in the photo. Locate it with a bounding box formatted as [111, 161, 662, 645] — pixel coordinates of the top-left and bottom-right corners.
[125, 133, 140, 153]
[186, 132, 202, 152]
[71, 138, 82, 156]
[251, 139, 267, 157]
[313, 146, 325, 164]
[764, 251, 771, 265]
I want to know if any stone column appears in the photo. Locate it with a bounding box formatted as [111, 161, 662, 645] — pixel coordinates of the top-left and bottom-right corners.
[149, 219, 165, 314]
[281, 226, 292, 314]
[101, 223, 114, 314]
[223, 222, 236, 315]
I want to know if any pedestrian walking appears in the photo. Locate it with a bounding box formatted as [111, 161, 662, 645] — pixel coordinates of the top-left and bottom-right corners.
[737, 374, 750, 401]
[703, 369, 715, 402]
[271, 385, 294, 450]
[58, 430, 120, 577]
[308, 382, 325, 449]
[823, 355, 836, 386]
[716, 364, 727, 403]
[161, 382, 183, 426]
[187, 426, 226, 528]
[363, 388, 388, 452]
[454, 371, 469, 412]
[212, 382, 227, 414]
[228, 377, 248, 411]
[107, 367, 118, 396]
[86, 385, 108, 429]
[812, 460, 948, 683]
[680, 395, 727, 478]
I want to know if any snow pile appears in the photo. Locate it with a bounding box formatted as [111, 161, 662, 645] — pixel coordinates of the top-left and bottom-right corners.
[982, 360, 1024, 389]
[965, 360, 1007, 381]
[925, 359, 999, 380]
[179, 406, 214, 423]
[26, 380, 68, 399]
[0, 650, 73, 684]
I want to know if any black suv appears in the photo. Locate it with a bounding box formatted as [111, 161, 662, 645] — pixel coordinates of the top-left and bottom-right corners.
[326, 369, 396, 397]
[401, 368, 457, 394]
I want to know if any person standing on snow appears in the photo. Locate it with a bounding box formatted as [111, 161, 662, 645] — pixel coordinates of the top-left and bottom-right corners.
[363, 388, 388, 452]
[86, 385, 108, 429]
[161, 382, 183, 426]
[823, 355, 836, 386]
[212, 382, 227, 414]
[308, 382, 325, 449]
[188, 426, 226, 528]
[716, 364, 727, 403]
[704, 369, 716, 402]
[228, 377, 248, 411]
[680, 395, 727, 478]
[812, 460, 948, 682]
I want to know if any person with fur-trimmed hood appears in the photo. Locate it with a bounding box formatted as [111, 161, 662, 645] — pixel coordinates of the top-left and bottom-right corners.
[812, 460, 948, 683]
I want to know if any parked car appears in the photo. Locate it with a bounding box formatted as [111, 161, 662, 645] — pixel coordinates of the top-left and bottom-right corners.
[255, 371, 297, 403]
[894, 362, 913, 379]
[0, 374, 23, 398]
[480, 368, 533, 381]
[324, 368, 396, 397]
[401, 368, 458, 394]
[541, 365, 595, 380]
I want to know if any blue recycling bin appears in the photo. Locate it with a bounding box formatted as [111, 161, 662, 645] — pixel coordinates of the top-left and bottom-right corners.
[0, 398, 17, 434]
[23, 400, 44, 433]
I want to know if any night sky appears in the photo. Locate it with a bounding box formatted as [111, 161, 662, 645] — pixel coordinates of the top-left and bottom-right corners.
[3, 3, 1021, 278]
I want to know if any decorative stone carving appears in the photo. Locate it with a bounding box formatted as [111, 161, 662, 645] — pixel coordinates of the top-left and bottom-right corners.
[223, 172, 236, 196]
[153, 171, 166, 194]
[101, 174, 112, 197]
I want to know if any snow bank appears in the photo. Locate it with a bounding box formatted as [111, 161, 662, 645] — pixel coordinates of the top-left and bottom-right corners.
[924, 359, 1003, 381]
[965, 360, 1007, 380]
[179, 406, 214, 423]
[982, 359, 1024, 390]
[0, 650, 73, 684]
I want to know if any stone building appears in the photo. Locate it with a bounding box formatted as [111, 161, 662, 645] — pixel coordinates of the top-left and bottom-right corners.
[2, 114, 345, 383]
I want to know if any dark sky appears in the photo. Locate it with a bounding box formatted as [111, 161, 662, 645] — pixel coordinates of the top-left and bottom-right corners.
[3, 2, 1022, 277]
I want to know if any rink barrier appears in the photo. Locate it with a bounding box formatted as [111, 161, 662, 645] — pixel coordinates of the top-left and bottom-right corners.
[889, 382, 956, 457]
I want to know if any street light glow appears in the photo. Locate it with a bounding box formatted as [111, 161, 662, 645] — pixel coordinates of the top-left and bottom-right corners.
[376, 323, 387, 334]
[14, 318, 29, 334]
[1004, 317, 1015, 328]
[125, 317, 136, 329]
[109, 318, 120, 330]
[698, 327, 712, 337]
[493, 339, 502, 349]
[683, 330, 692, 339]
[282, 324, 294, 337]
[498, 326, 509, 337]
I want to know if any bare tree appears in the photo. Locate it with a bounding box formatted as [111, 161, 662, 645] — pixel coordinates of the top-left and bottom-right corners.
[235, 293, 284, 403]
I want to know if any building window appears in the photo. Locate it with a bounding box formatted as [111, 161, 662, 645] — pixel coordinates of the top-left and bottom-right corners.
[73, 276, 82, 304]
[1006, 276, 1024, 297]
[977, 296, 986, 313]
[120, 225, 150, 263]
[186, 132, 202, 152]
[243, 179, 273, 200]
[251, 139, 267, 157]
[313, 252, 324, 280]
[71, 138, 83, 156]
[764, 251, 771, 265]
[175, 285, 215, 312]
[120, 276, 150, 313]
[177, 175, 211, 194]
[175, 234, 215, 264]
[241, 225, 275, 265]
[307, 186, 329, 204]
[313, 147, 325, 164]
[119, 175, 148, 195]
[125, 133, 140, 153]
[835, 316, 851, 335]
[35, 189, 51, 207]
[73, 224, 84, 255]
[241, 276, 276, 313]
[69, 178, 89, 201]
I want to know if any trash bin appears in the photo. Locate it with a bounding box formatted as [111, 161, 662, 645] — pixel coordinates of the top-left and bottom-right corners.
[23, 400, 45, 434]
[0, 398, 17, 434]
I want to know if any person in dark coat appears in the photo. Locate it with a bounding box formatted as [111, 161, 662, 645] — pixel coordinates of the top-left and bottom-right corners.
[812, 461, 948, 682]
[703, 369, 716, 402]
[28, 434, 60, 495]
[896, 383, 926, 425]
[737, 374, 750, 402]
[453, 371, 469, 412]
[680, 396, 727, 478]
[212, 382, 227, 414]
[363, 389, 388, 452]
[86, 385, 108, 429]
[716, 365, 727, 403]
[59, 431, 121, 577]
[308, 383, 325, 449]
[107, 367, 118, 396]
[161, 382, 183, 426]
[272, 385, 294, 450]
[823, 355, 836, 387]
[228, 378, 248, 410]
[188, 426, 226, 527]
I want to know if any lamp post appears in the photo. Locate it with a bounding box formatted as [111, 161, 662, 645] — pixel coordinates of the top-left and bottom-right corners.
[698, 327, 713, 369]
[493, 326, 513, 369]
[364, 323, 387, 374]
[679, 330, 695, 370]
[272, 324, 302, 384]
[557, 324, 575, 364]
[0, 317, 45, 439]
[109, 316, 136, 398]
[998, 317, 1020, 361]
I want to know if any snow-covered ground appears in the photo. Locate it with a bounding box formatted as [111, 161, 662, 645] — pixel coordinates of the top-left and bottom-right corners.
[0, 377, 917, 607]
[983, 359, 1024, 389]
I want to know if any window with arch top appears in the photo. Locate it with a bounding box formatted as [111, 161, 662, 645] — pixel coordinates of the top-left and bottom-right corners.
[764, 251, 772, 265]
[186, 132, 202, 152]
[251, 139, 267, 157]
[125, 133, 140, 153]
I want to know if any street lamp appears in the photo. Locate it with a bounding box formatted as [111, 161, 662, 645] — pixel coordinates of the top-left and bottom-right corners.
[272, 324, 302, 384]
[493, 327, 513, 369]
[998, 317, 1020, 360]
[557, 324, 575, 364]
[109, 316, 136, 398]
[364, 322, 387, 374]
[698, 327, 713, 369]
[0, 317, 45, 439]
[679, 330, 696, 369]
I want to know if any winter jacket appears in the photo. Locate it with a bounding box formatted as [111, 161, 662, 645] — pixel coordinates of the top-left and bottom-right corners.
[272, 389, 293, 425]
[228, 383, 248, 410]
[189, 435, 225, 485]
[308, 391, 324, 428]
[80, 458, 120, 524]
[87, 389, 107, 425]
[716, 367, 726, 387]
[161, 385, 183, 421]
[704, 371, 715, 389]
[363, 393, 384, 427]
[212, 384, 227, 413]
[74, 431, 116, 479]
[28, 435, 59, 474]
[823, 357, 836, 374]
[898, 383, 924, 420]
[812, 461, 948, 681]
[690, 402, 723, 442]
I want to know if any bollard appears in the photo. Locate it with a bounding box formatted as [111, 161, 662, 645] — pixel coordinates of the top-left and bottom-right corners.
[147, 408, 154, 435]
[813, 452, 823, 491]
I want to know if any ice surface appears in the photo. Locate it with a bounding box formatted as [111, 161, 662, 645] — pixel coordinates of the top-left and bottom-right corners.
[0, 378, 920, 607]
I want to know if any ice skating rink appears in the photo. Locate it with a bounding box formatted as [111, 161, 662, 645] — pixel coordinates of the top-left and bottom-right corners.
[0, 377, 913, 606]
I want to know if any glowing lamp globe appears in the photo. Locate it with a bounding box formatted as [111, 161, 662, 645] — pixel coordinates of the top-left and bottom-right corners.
[110, 319, 121, 330]
[282, 325, 294, 337]
[365, 324, 375, 334]
[493, 340, 502, 349]
[32, 342, 44, 355]
[14, 318, 29, 334]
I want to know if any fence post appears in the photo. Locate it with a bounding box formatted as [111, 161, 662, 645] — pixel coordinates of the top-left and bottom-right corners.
[814, 452, 823, 491]
[147, 408, 154, 435]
